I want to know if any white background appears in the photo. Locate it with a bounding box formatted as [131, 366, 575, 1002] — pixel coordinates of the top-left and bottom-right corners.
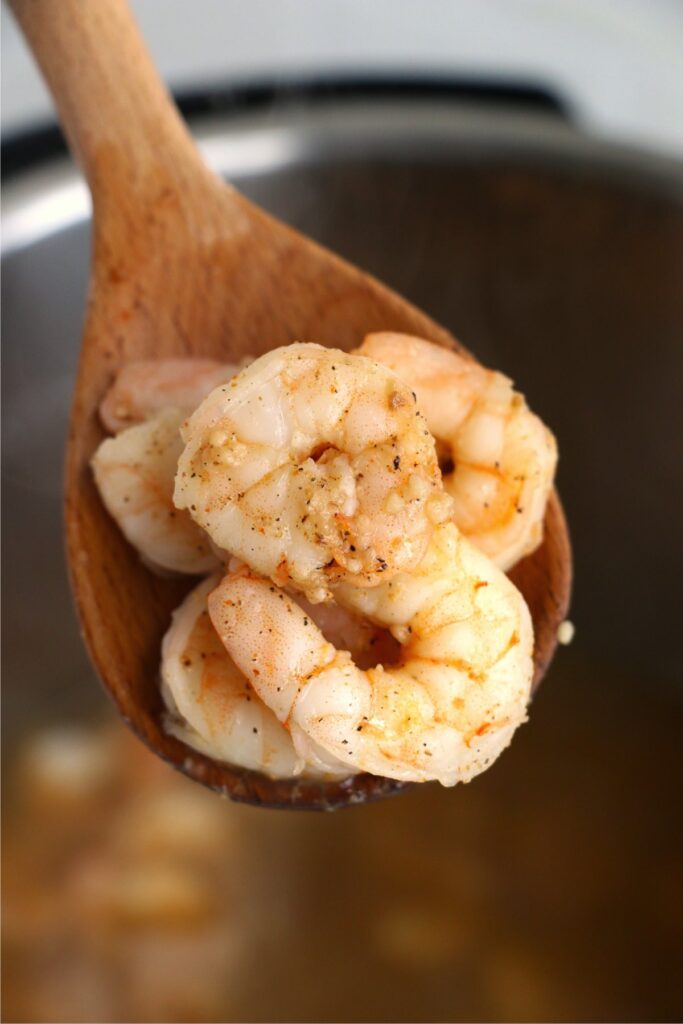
[2, 0, 683, 158]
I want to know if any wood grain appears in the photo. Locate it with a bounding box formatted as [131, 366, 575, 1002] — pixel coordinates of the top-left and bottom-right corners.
[10, 0, 571, 809]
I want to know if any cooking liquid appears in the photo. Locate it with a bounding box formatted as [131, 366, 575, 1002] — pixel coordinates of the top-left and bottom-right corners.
[3, 647, 682, 1023]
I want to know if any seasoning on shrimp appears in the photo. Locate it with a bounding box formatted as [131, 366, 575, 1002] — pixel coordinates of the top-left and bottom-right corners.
[162, 574, 398, 778]
[209, 522, 534, 786]
[356, 333, 557, 571]
[174, 343, 453, 601]
[91, 409, 218, 575]
[99, 358, 247, 434]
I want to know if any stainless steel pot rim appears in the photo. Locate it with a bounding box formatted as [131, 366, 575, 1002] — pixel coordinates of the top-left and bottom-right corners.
[3, 98, 682, 258]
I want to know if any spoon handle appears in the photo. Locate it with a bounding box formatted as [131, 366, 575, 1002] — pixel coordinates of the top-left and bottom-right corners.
[8, 0, 214, 209]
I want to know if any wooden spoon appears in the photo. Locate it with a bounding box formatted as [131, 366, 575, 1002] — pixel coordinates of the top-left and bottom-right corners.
[10, 0, 571, 810]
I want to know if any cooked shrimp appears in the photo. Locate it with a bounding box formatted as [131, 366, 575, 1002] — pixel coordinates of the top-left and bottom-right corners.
[162, 575, 397, 778]
[174, 343, 453, 601]
[92, 409, 218, 575]
[100, 358, 245, 434]
[209, 522, 533, 786]
[162, 574, 306, 778]
[356, 333, 557, 571]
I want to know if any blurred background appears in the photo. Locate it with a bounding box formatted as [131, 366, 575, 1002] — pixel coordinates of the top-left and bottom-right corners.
[2, 2, 683, 1021]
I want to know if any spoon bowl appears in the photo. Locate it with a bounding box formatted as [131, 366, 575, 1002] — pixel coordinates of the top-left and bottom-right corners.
[10, 0, 571, 809]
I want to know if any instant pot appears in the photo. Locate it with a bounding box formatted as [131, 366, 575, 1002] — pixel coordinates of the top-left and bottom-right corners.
[3, 82, 683, 1023]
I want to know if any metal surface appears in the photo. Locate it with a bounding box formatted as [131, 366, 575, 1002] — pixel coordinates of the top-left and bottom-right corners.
[3, 98, 683, 1022]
